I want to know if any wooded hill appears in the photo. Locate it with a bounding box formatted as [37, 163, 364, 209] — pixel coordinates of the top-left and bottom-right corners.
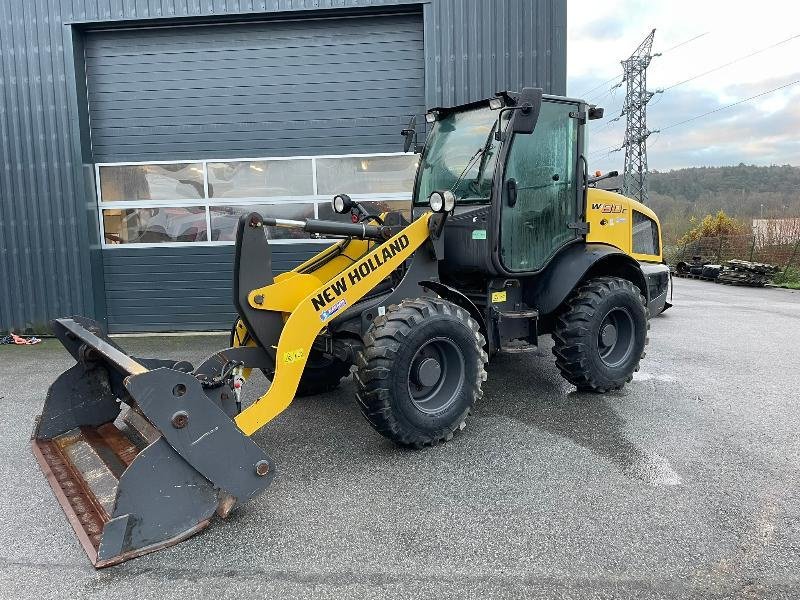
[643, 164, 800, 243]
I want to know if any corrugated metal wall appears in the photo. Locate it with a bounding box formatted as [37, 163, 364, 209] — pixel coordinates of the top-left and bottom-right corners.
[0, 0, 566, 333]
[0, 0, 93, 332]
[84, 13, 426, 161]
[423, 0, 566, 107]
[103, 244, 316, 332]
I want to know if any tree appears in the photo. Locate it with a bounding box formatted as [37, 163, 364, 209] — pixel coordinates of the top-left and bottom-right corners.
[678, 211, 748, 245]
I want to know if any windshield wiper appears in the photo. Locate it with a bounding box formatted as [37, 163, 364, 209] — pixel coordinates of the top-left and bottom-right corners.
[448, 146, 485, 193]
[464, 118, 501, 196]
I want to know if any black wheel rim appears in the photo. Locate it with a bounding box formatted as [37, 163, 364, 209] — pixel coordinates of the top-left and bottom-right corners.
[597, 307, 636, 368]
[407, 337, 465, 414]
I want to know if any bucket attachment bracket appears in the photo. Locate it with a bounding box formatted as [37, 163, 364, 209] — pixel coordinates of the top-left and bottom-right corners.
[32, 317, 275, 568]
[125, 368, 274, 502]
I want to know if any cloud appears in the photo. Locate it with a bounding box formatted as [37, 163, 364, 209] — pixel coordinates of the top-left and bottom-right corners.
[586, 80, 800, 171]
[574, 15, 628, 41]
[568, 0, 800, 170]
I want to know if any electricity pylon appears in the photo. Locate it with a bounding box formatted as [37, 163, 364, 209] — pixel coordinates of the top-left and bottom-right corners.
[620, 29, 660, 204]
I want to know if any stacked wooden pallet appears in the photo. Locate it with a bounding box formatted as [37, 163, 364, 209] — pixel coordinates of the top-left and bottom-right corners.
[715, 260, 780, 287]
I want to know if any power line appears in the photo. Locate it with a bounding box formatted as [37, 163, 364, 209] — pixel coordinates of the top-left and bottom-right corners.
[597, 34, 800, 168]
[590, 81, 626, 104]
[592, 112, 626, 134]
[660, 32, 800, 92]
[589, 30, 709, 168]
[657, 78, 800, 132]
[593, 89, 626, 122]
[590, 147, 623, 163]
[649, 92, 665, 107]
[578, 31, 709, 103]
[656, 31, 710, 54]
[588, 144, 622, 158]
[589, 145, 618, 157]
[591, 33, 800, 170]
[577, 74, 624, 99]
[609, 79, 800, 164]
[648, 132, 663, 151]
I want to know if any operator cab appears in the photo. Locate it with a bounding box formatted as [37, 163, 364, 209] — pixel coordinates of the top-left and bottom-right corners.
[409, 90, 594, 280]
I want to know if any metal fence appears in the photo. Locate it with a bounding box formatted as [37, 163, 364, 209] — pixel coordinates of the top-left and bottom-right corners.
[667, 235, 800, 270]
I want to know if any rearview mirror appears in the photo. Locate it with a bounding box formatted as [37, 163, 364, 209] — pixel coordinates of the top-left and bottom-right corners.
[494, 87, 544, 141]
[511, 87, 543, 135]
[401, 115, 420, 153]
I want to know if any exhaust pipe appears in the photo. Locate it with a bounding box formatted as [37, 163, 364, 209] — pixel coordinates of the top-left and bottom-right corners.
[32, 317, 274, 567]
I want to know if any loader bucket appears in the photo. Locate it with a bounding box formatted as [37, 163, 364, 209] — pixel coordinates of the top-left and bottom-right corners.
[32, 317, 274, 567]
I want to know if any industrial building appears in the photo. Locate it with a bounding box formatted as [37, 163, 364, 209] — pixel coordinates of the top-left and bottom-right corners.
[0, 0, 566, 332]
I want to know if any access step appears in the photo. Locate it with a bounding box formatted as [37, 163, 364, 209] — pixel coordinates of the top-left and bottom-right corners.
[492, 308, 539, 354]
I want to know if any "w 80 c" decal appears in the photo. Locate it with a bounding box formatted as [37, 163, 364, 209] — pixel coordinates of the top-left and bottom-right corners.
[591, 203, 627, 214]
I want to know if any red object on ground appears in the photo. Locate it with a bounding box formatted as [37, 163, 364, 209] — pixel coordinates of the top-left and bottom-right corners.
[11, 333, 41, 345]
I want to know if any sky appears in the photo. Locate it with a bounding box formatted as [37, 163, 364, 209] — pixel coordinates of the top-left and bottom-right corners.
[567, 0, 800, 173]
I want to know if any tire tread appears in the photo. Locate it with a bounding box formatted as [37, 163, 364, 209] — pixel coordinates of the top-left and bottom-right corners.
[355, 297, 487, 448]
[552, 276, 649, 392]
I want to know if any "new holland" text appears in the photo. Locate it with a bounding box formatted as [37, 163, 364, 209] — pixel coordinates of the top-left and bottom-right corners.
[310, 234, 411, 312]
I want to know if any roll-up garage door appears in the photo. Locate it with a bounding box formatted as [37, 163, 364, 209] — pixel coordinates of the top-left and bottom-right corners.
[85, 13, 425, 160]
[84, 12, 425, 332]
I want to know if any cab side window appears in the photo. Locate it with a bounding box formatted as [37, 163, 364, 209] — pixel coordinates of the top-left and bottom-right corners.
[500, 102, 578, 271]
[632, 210, 660, 256]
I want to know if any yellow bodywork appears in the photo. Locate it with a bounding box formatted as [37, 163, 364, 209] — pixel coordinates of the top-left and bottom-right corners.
[233, 213, 434, 436]
[232, 190, 663, 437]
[585, 188, 663, 263]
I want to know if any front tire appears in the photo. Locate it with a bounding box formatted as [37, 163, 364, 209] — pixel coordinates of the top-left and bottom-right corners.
[552, 276, 648, 392]
[355, 298, 487, 448]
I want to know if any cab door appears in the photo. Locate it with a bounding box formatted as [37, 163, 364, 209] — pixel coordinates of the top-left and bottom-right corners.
[499, 101, 580, 272]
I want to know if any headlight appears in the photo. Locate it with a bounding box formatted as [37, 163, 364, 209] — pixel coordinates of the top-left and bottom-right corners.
[425, 110, 439, 123]
[488, 97, 503, 110]
[331, 194, 352, 214]
[428, 190, 456, 213]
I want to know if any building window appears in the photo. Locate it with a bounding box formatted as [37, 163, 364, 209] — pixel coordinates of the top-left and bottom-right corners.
[206, 159, 314, 198]
[316, 155, 419, 195]
[96, 153, 418, 246]
[103, 207, 208, 244]
[632, 210, 660, 256]
[99, 163, 205, 202]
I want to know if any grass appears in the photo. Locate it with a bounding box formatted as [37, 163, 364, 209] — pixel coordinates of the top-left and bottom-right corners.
[771, 266, 800, 289]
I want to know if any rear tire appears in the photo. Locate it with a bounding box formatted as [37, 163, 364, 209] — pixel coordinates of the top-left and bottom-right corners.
[552, 276, 648, 392]
[355, 298, 487, 448]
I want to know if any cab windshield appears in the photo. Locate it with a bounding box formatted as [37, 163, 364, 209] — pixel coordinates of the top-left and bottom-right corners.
[413, 106, 504, 205]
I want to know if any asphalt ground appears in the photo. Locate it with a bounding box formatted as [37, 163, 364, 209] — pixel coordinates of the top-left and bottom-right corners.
[1, 278, 798, 599]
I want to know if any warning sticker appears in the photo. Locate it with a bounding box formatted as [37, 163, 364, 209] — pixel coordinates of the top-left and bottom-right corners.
[283, 348, 305, 364]
[491, 291, 507, 303]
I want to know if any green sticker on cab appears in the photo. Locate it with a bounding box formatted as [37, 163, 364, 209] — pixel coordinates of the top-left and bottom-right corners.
[472, 229, 487, 240]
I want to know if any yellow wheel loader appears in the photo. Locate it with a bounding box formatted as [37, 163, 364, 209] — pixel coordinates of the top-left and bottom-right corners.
[32, 88, 670, 567]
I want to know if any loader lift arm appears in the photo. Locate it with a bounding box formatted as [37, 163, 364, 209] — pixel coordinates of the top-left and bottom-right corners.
[233, 211, 438, 435]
